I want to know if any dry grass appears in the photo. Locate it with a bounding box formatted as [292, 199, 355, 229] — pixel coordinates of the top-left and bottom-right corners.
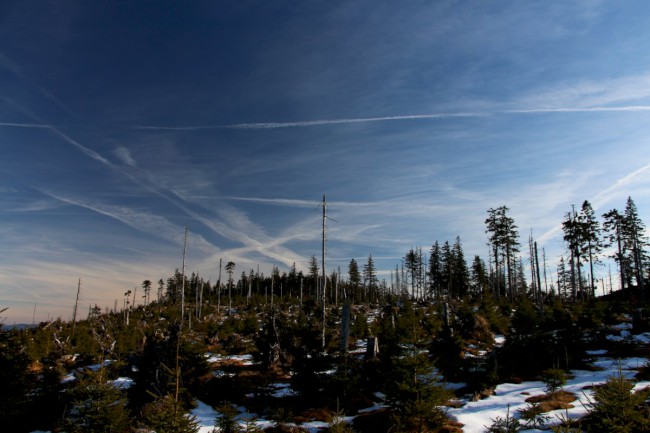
[524, 390, 577, 412]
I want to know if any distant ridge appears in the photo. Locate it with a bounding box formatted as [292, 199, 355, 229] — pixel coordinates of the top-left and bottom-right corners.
[4, 323, 38, 330]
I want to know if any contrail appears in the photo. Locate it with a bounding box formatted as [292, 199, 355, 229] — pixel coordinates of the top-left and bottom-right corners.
[132, 112, 487, 130]
[5, 105, 650, 132]
[536, 160, 650, 246]
[504, 106, 650, 114]
[131, 105, 650, 130]
[0, 122, 50, 128]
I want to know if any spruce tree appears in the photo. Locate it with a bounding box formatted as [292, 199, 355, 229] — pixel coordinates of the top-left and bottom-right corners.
[405, 248, 421, 300]
[603, 208, 628, 291]
[451, 236, 470, 299]
[562, 208, 581, 300]
[141, 394, 199, 433]
[471, 255, 489, 297]
[579, 200, 603, 297]
[486, 206, 520, 299]
[428, 241, 442, 300]
[348, 258, 361, 302]
[62, 369, 131, 433]
[363, 254, 377, 302]
[622, 197, 648, 293]
[585, 366, 650, 433]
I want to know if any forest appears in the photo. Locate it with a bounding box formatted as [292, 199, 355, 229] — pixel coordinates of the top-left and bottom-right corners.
[1, 197, 649, 433]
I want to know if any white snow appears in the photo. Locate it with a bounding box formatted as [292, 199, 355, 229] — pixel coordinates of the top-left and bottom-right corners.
[447, 335, 650, 433]
[206, 353, 255, 365]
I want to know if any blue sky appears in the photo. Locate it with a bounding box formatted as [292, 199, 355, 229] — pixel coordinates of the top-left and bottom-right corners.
[2, 1, 650, 323]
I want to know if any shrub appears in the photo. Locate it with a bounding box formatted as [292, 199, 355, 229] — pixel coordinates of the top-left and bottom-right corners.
[584, 366, 650, 433]
[540, 368, 567, 394]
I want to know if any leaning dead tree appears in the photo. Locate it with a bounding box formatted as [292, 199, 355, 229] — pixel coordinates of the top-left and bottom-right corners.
[321, 194, 327, 350]
[72, 278, 81, 337]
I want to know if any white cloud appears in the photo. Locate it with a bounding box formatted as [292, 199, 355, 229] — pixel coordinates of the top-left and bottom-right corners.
[113, 145, 137, 167]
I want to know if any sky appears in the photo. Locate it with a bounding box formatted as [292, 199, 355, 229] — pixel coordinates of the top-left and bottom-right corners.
[1, 1, 650, 324]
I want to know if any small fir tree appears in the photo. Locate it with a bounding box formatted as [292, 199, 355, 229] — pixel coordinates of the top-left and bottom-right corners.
[141, 393, 199, 433]
[584, 366, 650, 433]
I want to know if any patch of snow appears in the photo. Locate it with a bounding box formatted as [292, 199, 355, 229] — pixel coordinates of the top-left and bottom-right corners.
[634, 332, 650, 344]
[448, 356, 650, 433]
[612, 322, 632, 330]
[358, 402, 387, 413]
[592, 357, 647, 371]
[206, 353, 256, 365]
[61, 373, 76, 384]
[301, 420, 329, 432]
[268, 382, 297, 398]
[85, 359, 112, 371]
[445, 382, 468, 391]
[192, 400, 218, 433]
[111, 377, 134, 389]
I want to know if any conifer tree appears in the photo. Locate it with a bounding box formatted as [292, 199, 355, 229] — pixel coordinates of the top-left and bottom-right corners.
[405, 248, 421, 300]
[603, 208, 628, 291]
[428, 241, 442, 300]
[440, 241, 453, 300]
[584, 366, 650, 432]
[556, 257, 571, 299]
[470, 255, 489, 297]
[579, 200, 602, 297]
[622, 197, 648, 293]
[486, 206, 520, 299]
[451, 236, 470, 298]
[309, 255, 320, 296]
[363, 254, 377, 302]
[348, 258, 360, 302]
[141, 394, 199, 433]
[62, 369, 131, 433]
[225, 261, 235, 312]
[562, 207, 583, 300]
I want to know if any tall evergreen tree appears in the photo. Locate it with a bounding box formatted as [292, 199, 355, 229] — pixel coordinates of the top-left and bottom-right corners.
[308, 255, 320, 295]
[579, 200, 603, 297]
[428, 242, 442, 300]
[562, 207, 581, 300]
[622, 196, 648, 293]
[225, 261, 235, 312]
[485, 206, 520, 299]
[470, 255, 489, 297]
[556, 256, 571, 299]
[405, 248, 421, 300]
[603, 208, 628, 291]
[440, 241, 453, 300]
[451, 237, 470, 299]
[348, 258, 360, 302]
[363, 254, 377, 302]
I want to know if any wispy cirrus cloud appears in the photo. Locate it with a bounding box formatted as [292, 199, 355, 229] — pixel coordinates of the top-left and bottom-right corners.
[40, 190, 218, 255]
[113, 145, 137, 167]
[515, 73, 650, 109]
